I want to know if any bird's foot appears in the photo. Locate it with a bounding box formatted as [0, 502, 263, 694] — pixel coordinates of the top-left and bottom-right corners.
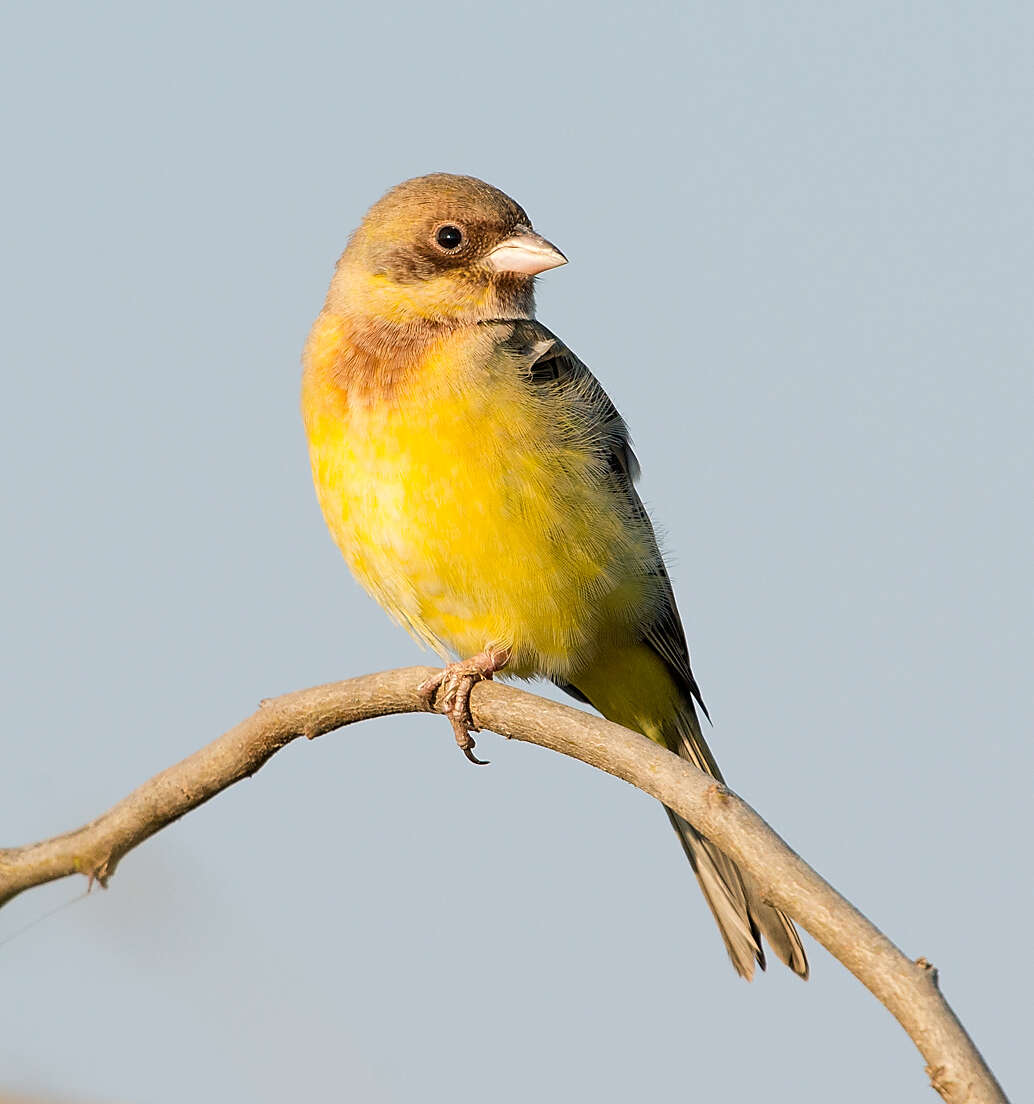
[418, 648, 510, 765]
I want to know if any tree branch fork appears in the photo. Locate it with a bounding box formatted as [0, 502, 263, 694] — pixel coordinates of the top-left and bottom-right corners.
[0, 667, 1008, 1103]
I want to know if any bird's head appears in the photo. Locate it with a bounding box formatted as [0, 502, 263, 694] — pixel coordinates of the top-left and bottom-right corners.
[327, 173, 566, 329]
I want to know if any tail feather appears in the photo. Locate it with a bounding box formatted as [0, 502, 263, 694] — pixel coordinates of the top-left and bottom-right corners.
[667, 701, 809, 980]
[665, 808, 766, 979]
[750, 894, 810, 978]
[564, 641, 809, 979]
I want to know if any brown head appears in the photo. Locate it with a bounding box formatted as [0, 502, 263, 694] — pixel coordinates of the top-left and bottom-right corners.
[325, 173, 567, 331]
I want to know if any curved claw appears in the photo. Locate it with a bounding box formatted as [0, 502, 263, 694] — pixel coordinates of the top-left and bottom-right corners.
[461, 743, 489, 767]
[445, 707, 489, 766]
[418, 648, 510, 765]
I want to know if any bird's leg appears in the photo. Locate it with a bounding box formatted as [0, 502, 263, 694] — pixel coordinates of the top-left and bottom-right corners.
[418, 647, 511, 765]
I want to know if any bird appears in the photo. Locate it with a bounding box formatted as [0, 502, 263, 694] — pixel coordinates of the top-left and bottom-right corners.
[301, 172, 808, 980]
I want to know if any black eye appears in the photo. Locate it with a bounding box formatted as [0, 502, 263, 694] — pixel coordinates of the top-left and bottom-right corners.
[435, 224, 464, 251]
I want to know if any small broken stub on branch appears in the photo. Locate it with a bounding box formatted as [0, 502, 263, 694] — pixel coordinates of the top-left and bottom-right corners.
[915, 957, 941, 987]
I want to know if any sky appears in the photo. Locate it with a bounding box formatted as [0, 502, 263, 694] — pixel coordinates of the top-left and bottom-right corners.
[0, 2, 1030, 1101]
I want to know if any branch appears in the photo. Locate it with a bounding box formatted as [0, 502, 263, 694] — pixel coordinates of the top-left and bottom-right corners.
[0, 667, 1007, 1103]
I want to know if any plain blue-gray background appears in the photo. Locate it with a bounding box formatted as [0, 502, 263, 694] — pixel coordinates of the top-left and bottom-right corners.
[1, 3, 1029, 1101]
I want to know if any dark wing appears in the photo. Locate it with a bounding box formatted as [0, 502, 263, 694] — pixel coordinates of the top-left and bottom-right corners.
[496, 322, 809, 980]
[497, 319, 709, 721]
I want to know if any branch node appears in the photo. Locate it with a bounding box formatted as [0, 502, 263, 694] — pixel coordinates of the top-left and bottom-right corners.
[916, 956, 941, 989]
[925, 1064, 958, 1101]
[86, 857, 113, 892]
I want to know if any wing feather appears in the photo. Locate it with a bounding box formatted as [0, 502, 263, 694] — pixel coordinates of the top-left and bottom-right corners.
[498, 321, 708, 721]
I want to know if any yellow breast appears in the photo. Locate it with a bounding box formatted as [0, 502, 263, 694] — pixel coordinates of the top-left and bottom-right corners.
[301, 314, 655, 679]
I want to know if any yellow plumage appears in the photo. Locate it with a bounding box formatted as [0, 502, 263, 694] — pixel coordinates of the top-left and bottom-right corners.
[301, 173, 808, 980]
[303, 318, 657, 679]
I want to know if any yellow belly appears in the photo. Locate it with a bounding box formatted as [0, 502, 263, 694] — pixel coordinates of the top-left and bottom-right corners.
[302, 321, 656, 679]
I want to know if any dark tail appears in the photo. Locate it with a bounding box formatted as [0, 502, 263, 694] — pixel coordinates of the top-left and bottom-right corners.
[560, 642, 809, 980]
[664, 699, 808, 980]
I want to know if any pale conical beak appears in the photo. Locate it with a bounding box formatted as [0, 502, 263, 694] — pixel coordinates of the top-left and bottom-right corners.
[486, 227, 568, 275]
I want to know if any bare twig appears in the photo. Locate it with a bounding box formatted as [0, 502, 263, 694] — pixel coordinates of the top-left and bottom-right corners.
[0, 667, 1007, 1103]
